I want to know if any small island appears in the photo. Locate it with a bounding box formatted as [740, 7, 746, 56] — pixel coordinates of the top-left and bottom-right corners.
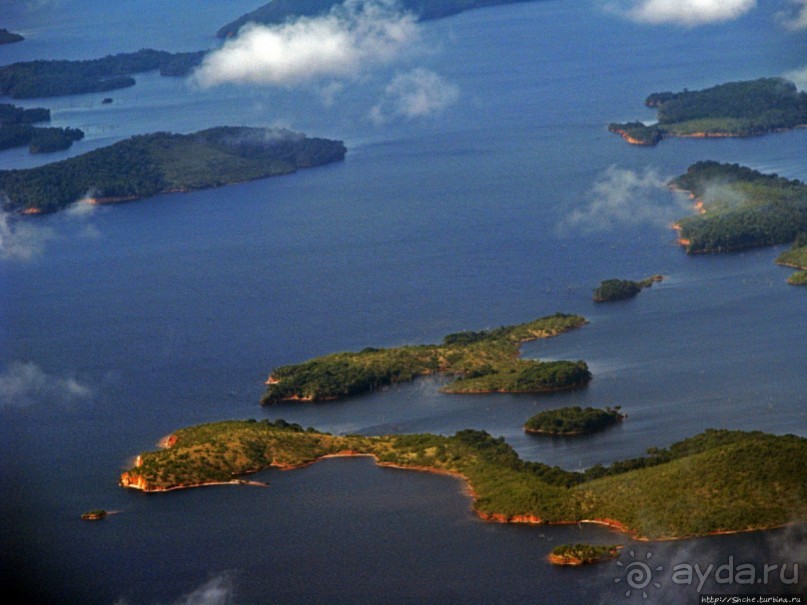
[524, 406, 625, 436]
[262, 313, 591, 404]
[217, 0, 546, 38]
[0, 103, 85, 154]
[548, 543, 621, 566]
[0, 126, 347, 214]
[120, 421, 807, 541]
[776, 234, 807, 285]
[670, 162, 807, 254]
[81, 509, 107, 521]
[593, 275, 662, 302]
[0, 29, 24, 45]
[0, 48, 205, 99]
[609, 78, 807, 145]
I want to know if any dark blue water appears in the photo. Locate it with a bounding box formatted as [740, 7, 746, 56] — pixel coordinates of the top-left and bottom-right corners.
[2, 1, 805, 603]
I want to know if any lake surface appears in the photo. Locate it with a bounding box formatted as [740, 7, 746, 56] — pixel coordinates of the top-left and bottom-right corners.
[1, 1, 805, 603]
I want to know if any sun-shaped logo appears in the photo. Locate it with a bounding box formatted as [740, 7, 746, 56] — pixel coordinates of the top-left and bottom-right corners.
[614, 549, 664, 599]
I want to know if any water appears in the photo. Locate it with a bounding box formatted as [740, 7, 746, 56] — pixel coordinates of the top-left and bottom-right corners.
[1, 1, 805, 603]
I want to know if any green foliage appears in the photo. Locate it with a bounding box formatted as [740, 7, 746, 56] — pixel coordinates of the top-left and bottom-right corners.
[671, 162, 807, 254]
[611, 78, 807, 145]
[0, 103, 50, 125]
[262, 313, 589, 403]
[0, 48, 205, 99]
[0, 127, 346, 213]
[524, 406, 624, 435]
[549, 543, 620, 564]
[123, 423, 807, 540]
[593, 276, 660, 302]
[28, 127, 84, 153]
[787, 270, 807, 285]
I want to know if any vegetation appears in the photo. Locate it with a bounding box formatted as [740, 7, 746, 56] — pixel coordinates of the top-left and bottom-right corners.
[524, 406, 624, 435]
[593, 275, 662, 302]
[670, 162, 807, 254]
[262, 313, 590, 404]
[80, 509, 107, 520]
[0, 103, 84, 154]
[610, 78, 807, 145]
[0, 29, 24, 44]
[217, 0, 544, 37]
[0, 48, 205, 98]
[776, 235, 807, 285]
[0, 126, 347, 214]
[121, 422, 807, 540]
[548, 543, 621, 565]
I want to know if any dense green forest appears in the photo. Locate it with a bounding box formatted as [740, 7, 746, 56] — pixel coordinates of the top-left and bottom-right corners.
[548, 544, 621, 565]
[524, 406, 624, 435]
[0, 103, 84, 153]
[122, 420, 807, 540]
[592, 275, 661, 302]
[263, 313, 590, 403]
[670, 162, 807, 254]
[0, 127, 346, 214]
[0, 48, 205, 98]
[0, 29, 24, 44]
[609, 78, 807, 145]
[776, 234, 807, 285]
[217, 0, 542, 37]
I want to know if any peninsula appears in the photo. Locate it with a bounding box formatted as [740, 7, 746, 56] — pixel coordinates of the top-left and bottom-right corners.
[592, 275, 662, 302]
[776, 235, 807, 285]
[0, 126, 347, 214]
[548, 544, 621, 566]
[0, 103, 84, 154]
[120, 420, 807, 541]
[524, 406, 624, 436]
[0, 29, 24, 45]
[217, 0, 544, 38]
[262, 313, 590, 404]
[609, 78, 807, 145]
[670, 161, 807, 254]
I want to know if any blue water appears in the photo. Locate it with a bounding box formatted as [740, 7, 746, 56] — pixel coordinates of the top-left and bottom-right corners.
[1, 1, 806, 603]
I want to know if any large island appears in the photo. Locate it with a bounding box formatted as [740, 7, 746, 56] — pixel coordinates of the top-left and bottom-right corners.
[262, 313, 591, 404]
[670, 161, 807, 254]
[120, 420, 807, 541]
[609, 78, 807, 146]
[0, 126, 347, 214]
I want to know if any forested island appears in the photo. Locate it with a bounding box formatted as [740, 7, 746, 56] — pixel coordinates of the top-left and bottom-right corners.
[120, 420, 807, 540]
[776, 234, 807, 285]
[263, 313, 590, 404]
[592, 275, 662, 302]
[609, 78, 807, 145]
[548, 544, 621, 566]
[0, 48, 205, 99]
[0, 103, 84, 153]
[670, 161, 807, 254]
[0, 29, 24, 45]
[217, 0, 542, 38]
[524, 406, 624, 436]
[0, 126, 347, 214]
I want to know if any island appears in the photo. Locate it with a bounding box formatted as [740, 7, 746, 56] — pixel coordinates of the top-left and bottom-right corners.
[609, 78, 807, 145]
[217, 0, 544, 38]
[262, 313, 590, 404]
[0, 126, 347, 214]
[670, 162, 807, 254]
[592, 275, 662, 302]
[0, 48, 205, 99]
[524, 406, 624, 436]
[80, 509, 107, 521]
[0, 29, 24, 45]
[120, 420, 807, 541]
[0, 103, 85, 154]
[776, 235, 807, 285]
[548, 543, 621, 566]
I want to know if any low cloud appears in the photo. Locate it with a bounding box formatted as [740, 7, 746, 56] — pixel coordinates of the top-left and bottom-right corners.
[778, 0, 807, 30]
[559, 165, 690, 233]
[607, 0, 757, 26]
[0, 210, 55, 261]
[784, 65, 807, 91]
[370, 68, 459, 124]
[113, 572, 237, 605]
[193, 0, 418, 89]
[0, 361, 93, 408]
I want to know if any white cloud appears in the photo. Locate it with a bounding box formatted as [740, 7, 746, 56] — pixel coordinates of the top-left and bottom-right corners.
[370, 68, 459, 124]
[609, 0, 757, 26]
[778, 0, 807, 30]
[0, 361, 93, 408]
[784, 65, 807, 91]
[193, 0, 418, 88]
[559, 165, 690, 233]
[0, 210, 55, 261]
